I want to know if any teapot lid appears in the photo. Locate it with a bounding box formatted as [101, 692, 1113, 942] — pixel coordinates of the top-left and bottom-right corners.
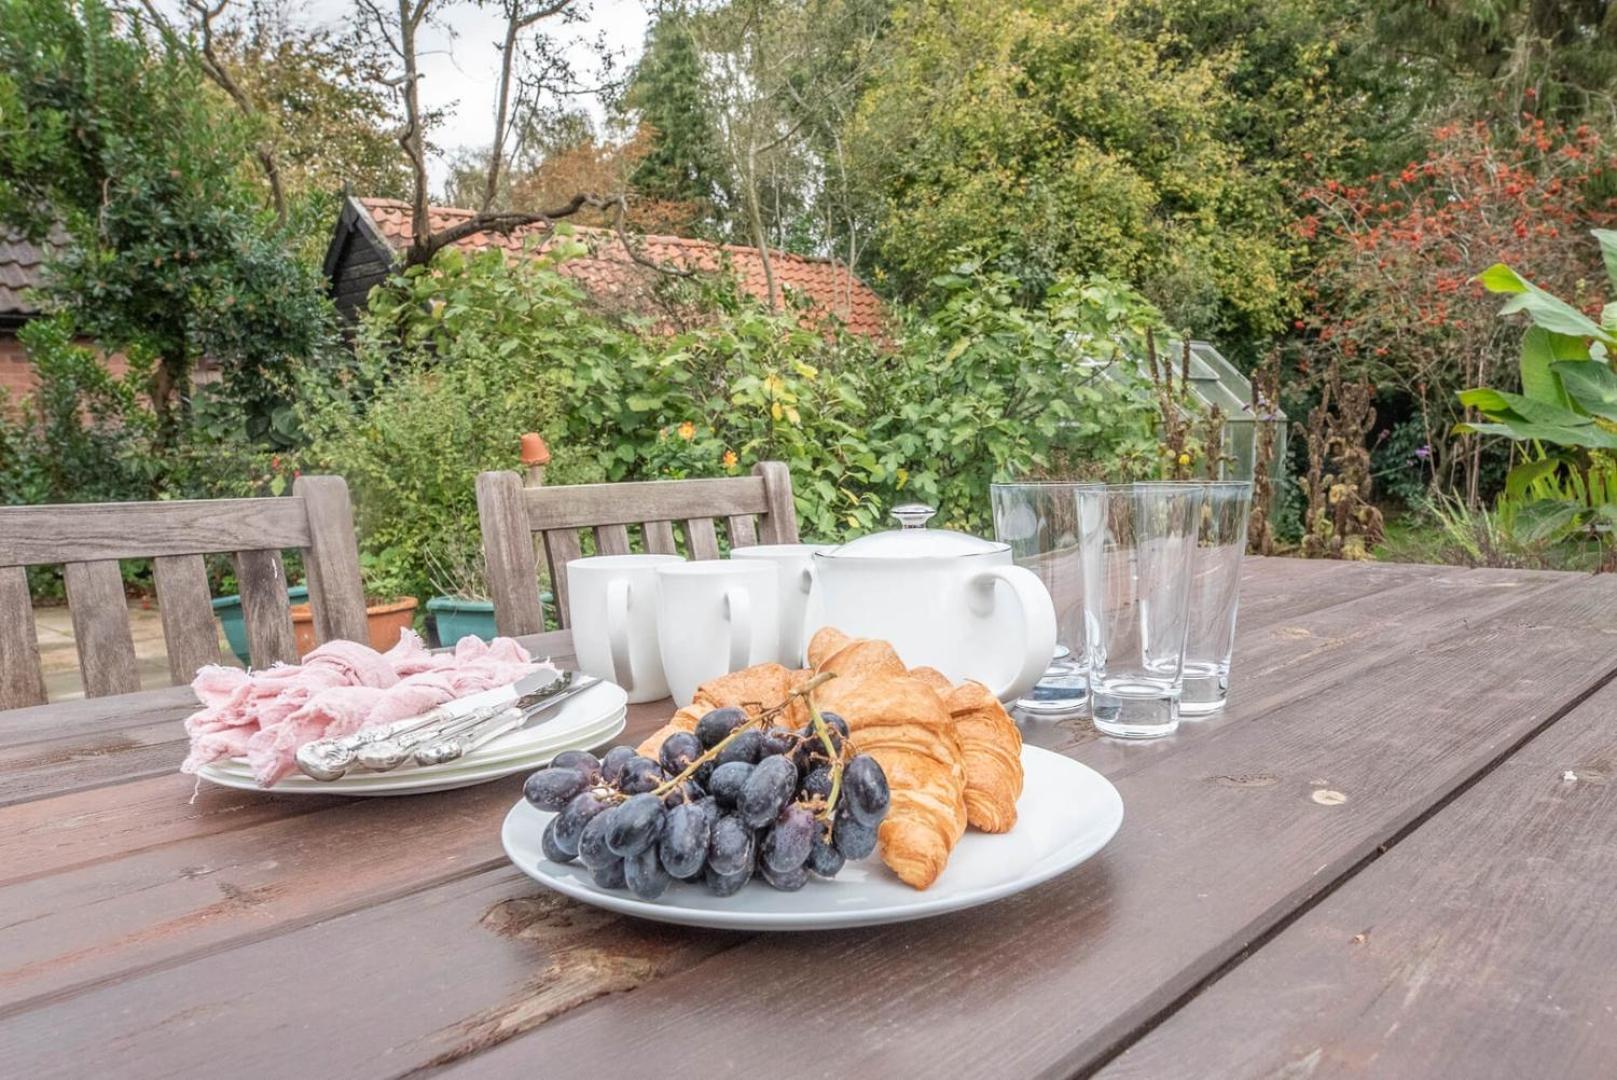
[824, 503, 1005, 558]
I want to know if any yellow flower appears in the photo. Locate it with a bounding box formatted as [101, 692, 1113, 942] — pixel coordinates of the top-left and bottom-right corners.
[722, 449, 738, 468]
[678, 421, 696, 440]
[1177, 452, 1191, 466]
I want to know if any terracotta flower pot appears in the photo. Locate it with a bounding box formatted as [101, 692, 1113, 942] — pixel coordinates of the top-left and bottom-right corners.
[290, 597, 420, 657]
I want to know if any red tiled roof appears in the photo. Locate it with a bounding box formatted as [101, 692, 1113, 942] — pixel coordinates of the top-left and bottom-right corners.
[358, 198, 886, 338]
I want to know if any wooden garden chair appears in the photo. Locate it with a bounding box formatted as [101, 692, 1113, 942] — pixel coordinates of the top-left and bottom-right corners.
[0, 476, 369, 710]
[476, 462, 799, 634]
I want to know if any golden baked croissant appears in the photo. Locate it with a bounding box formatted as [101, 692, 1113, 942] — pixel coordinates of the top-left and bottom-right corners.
[809, 629, 970, 890]
[944, 680, 1023, 833]
[636, 663, 809, 757]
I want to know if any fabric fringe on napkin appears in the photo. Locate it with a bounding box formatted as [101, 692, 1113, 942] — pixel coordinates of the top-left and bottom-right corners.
[180, 630, 552, 787]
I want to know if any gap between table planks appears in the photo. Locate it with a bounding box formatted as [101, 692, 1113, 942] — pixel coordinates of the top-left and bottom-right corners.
[1097, 675, 1617, 1080]
[0, 562, 1600, 1079]
[0, 560, 1443, 1017]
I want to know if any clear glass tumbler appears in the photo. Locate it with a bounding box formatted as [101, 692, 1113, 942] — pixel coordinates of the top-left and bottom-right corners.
[1077, 483, 1203, 738]
[990, 482, 1100, 715]
[1180, 481, 1253, 717]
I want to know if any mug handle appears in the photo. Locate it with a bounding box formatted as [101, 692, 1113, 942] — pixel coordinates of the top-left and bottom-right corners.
[724, 585, 752, 672]
[606, 578, 636, 693]
[966, 565, 1057, 703]
[793, 563, 817, 665]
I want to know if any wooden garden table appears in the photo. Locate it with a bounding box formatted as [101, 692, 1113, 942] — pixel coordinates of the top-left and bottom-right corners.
[2, 558, 1615, 1079]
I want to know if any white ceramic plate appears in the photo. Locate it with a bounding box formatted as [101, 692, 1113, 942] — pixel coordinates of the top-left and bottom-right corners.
[198, 713, 626, 796]
[501, 745, 1124, 930]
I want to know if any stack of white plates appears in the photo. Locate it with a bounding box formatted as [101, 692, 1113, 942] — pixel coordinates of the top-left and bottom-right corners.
[197, 679, 629, 796]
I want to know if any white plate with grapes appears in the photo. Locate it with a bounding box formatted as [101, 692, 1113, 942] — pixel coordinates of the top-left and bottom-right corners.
[501, 712, 1123, 931]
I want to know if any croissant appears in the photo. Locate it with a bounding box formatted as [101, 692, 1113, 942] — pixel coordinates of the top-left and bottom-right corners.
[944, 680, 1023, 833]
[811, 632, 969, 890]
[636, 663, 809, 757]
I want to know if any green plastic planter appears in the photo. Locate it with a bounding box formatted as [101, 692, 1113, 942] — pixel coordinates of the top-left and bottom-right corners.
[213, 586, 308, 665]
[426, 596, 498, 645]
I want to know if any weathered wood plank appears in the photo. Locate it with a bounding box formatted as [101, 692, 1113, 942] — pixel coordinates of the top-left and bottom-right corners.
[0, 499, 310, 566]
[62, 560, 139, 698]
[725, 514, 758, 548]
[476, 471, 545, 638]
[0, 685, 197, 750]
[542, 529, 584, 629]
[683, 518, 720, 560]
[643, 521, 678, 556]
[1101, 676, 1617, 1080]
[753, 461, 800, 543]
[452, 572, 1617, 1080]
[292, 475, 369, 645]
[152, 555, 222, 684]
[233, 550, 296, 668]
[592, 524, 631, 557]
[0, 566, 46, 710]
[522, 476, 769, 532]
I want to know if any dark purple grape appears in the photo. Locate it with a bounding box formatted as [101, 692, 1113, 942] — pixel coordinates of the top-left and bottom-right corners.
[832, 812, 878, 860]
[658, 731, 702, 776]
[704, 863, 751, 897]
[761, 804, 816, 873]
[807, 830, 844, 877]
[841, 754, 891, 826]
[707, 813, 755, 876]
[661, 778, 705, 808]
[695, 706, 748, 748]
[606, 793, 666, 856]
[618, 756, 663, 795]
[590, 857, 627, 890]
[658, 801, 711, 879]
[578, 805, 621, 869]
[760, 727, 795, 757]
[600, 745, 637, 783]
[739, 754, 798, 828]
[715, 728, 763, 767]
[696, 797, 721, 827]
[761, 862, 809, 892]
[541, 817, 575, 864]
[708, 760, 754, 808]
[800, 765, 833, 801]
[551, 791, 611, 857]
[524, 766, 588, 812]
[550, 749, 600, 779]
[625, 844, 673, 900]
[820, 712, 850, 739]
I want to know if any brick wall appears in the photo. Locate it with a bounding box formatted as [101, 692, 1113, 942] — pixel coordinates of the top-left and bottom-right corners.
[0, 328, 132, 407]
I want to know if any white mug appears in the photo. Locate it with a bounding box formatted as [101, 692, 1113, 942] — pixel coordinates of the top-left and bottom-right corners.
[655, 561, 780, 706]
[729, 544, 833, 666]
[567, 554, 684, 703]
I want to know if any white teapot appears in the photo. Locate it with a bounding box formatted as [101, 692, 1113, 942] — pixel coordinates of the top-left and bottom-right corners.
[811, 504, 1056, 703]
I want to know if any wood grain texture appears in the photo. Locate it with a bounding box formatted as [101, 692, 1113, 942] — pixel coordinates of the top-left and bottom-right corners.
[452, 572, 1617, 1080]
[521, 475, 769, 531]
[477, 471, 546, 637]
[233, 550, 296, 668]
[152, 555, 223, 684]
[725, 514, 758, 548]
[592, 524, 631, 557]
[643, 521, 678, 555]
[62, 560, 139, 698]
[683, 518, 720, 560]
[753, 461, 800, 543]
[292, 475, 369, 645]
[1102, 676, 1617, 1080]
[542, 529, 584, 629]
[0, 565, 46, 710]
[0, 498, 310, 566]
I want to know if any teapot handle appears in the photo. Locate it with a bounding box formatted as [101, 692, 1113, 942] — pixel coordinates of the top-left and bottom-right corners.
[966, 565, 1057, 703]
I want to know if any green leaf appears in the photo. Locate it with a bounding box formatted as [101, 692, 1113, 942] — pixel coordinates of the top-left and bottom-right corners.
[1483, 266, 1616, 344]
[1594, 229, 1617, 294]
[1457, 387, 1591, 428]
[1455, 420, 1617, 450]
[1475, 263, 1528, 294]
[1513, 499, 1586, 543]
[1504, 456, 1564, 500]
[1518, 328, 1580, 407]
[1553, 360, 1617, 422]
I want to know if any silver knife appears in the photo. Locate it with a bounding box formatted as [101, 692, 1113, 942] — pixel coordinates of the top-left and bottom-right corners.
[412, 673, 602, 767]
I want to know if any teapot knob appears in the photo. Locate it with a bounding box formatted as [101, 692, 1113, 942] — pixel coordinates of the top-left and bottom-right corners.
[891, 503, 936, 530]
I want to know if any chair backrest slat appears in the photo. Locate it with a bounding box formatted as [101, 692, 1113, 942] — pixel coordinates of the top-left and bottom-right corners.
[294, 475, 370, 645]
[1, 477, 367, 708]
[0, 566, 47, 710]
[235, 549, 298, 667]
[153, 555, 224, 683]
[64, 560, 141, 697]
[477, 463, 800, 632]
[726, 514, 758, 548]
[643, 520, 678, 555]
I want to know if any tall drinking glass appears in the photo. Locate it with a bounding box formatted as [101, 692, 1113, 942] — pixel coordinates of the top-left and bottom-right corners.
[1078, 483, 1202, 738]
[1180, 481, 1253, 717]
[990, 482, 1099, 715]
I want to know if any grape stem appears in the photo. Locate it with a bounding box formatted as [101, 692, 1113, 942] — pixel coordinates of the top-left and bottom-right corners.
[806, 697, 846, 823]
[648, 672, 839, 798]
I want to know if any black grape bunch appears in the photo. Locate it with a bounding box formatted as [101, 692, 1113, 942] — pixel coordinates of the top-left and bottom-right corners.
[521, 672, 891, 899]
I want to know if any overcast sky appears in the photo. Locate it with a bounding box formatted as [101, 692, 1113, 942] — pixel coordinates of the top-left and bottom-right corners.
[293, 0, 650, 192]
